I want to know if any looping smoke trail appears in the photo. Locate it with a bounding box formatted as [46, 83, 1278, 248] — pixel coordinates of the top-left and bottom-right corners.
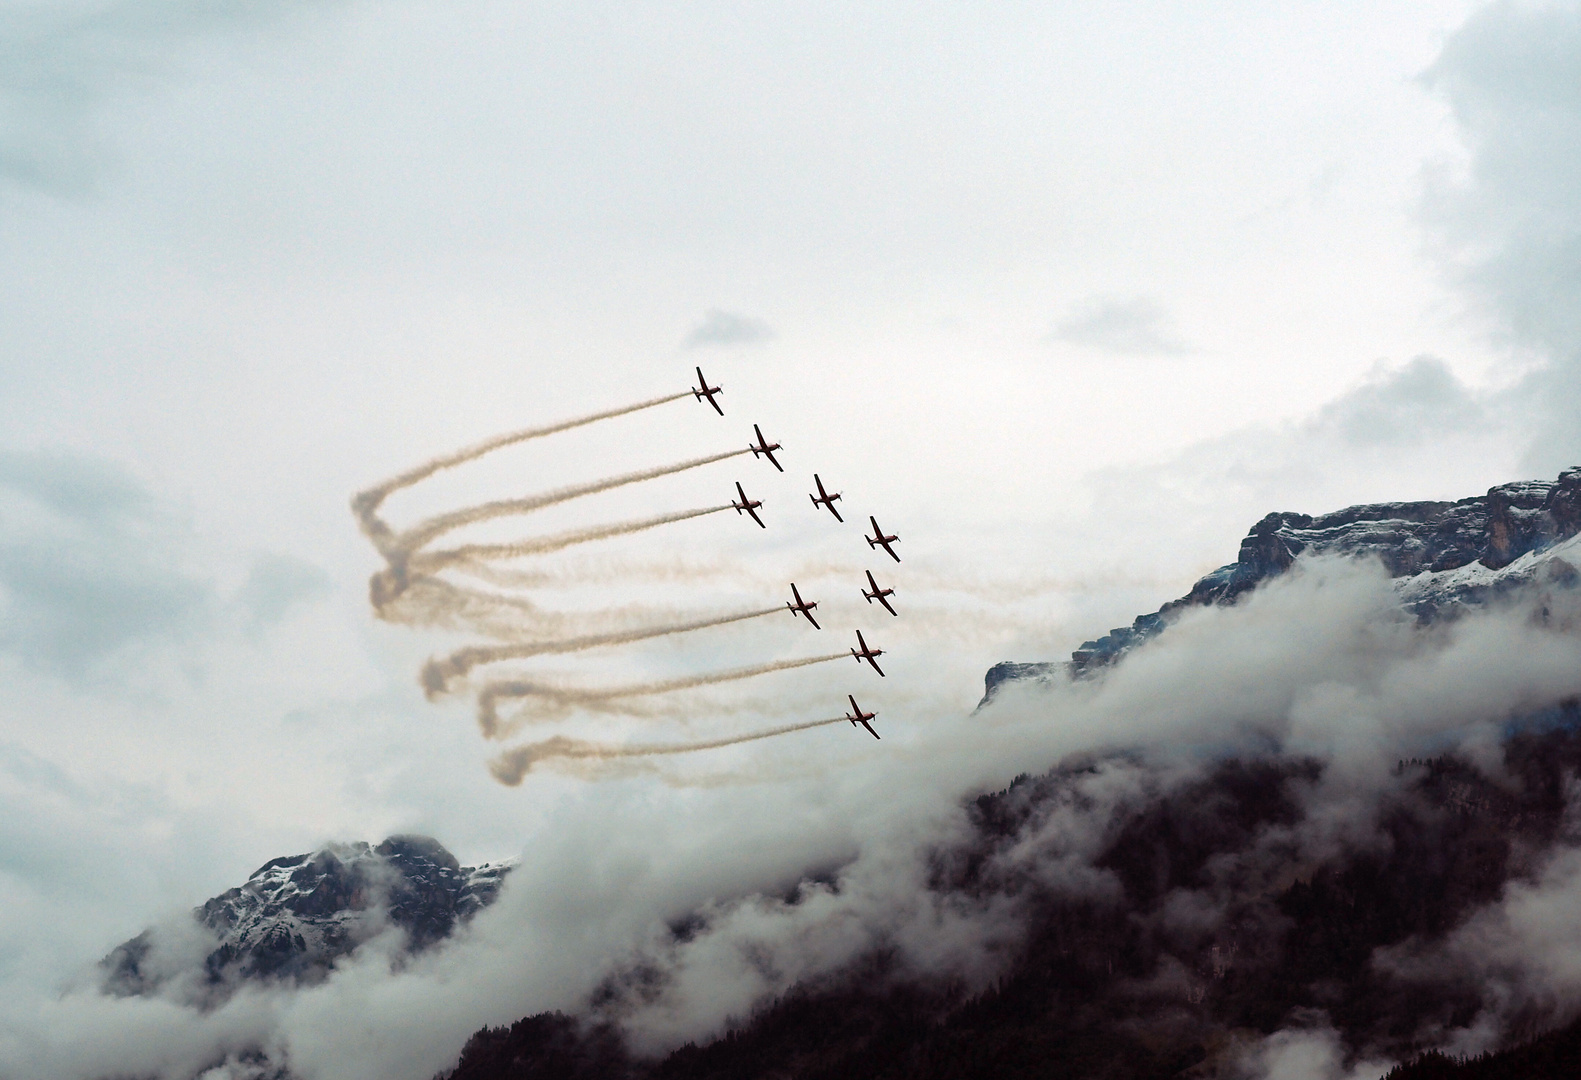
[489, 715, 851, 785]
[420, 606, 784, 699]
[477, 652, 850, 737]
[410, 505, 734, 575]
[371, 573, 560, 638]
[388, 448, 751, 561]
[351, 390, 691, 554]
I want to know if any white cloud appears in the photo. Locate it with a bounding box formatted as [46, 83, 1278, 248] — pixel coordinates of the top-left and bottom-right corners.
[682, 310, 775, 349]
[1049, 294, 1191, 356]
[1423, 0, 1581, 474]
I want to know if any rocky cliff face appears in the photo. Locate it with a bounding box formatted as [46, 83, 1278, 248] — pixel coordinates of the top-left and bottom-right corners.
[102, 835, 510, 1001]
[983, 467, 1581, 704]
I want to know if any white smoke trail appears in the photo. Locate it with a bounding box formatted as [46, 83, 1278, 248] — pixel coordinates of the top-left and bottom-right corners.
[420, 606, 784, 698]
[410, 505, 733, 575]
[488, 715, 852, 785]
[387, 448, 751, 560]
[476, 652, 850, 737]
[351, 390, 692, 555]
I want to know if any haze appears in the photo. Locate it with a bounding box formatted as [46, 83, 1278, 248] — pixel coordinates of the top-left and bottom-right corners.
[4, 1, 1581, 1077]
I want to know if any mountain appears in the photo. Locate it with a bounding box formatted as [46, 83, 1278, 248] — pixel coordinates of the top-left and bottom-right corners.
[1383, 1012, 1581, 1079]
[102, 834, 510, 1002]
[983, 467, 1581, 704]
[438, 469, 1581, 1080]
[439, 716, 1581, 1080]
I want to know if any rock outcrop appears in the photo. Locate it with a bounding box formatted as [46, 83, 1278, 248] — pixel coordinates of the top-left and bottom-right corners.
[102, 835, 510, 1001]
[983, 468, 1581, 705]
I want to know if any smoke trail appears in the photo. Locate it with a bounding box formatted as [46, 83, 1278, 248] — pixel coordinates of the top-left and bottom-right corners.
[411, 505, 733, 575]
[488, 715, 852, 785]
[388, 448, 751, 561]
[477, 653, 850, 737]
[350, 390, 692, 553]
[420, 606, 784, 698]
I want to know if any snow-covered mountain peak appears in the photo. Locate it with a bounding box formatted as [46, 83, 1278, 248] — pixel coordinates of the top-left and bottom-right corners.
[984, 467, 1581, 703]
[102, 835, 513, 1003]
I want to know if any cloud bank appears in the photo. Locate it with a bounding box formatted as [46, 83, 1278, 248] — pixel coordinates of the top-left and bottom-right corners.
[7, 552, 1580, 1078]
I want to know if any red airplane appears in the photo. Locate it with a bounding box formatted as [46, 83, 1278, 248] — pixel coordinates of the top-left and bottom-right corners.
[749, 424, 783, 471]
[810, 474, 843, 522]
[862, 570, 897, 616]
[786, 583, 820, 629]
[845, 695, 880, 740]
[850, 629, 885, 676]
[866, 516, 900, 562]
[733, 482, 765, 528]
[693, 367, 724, 415]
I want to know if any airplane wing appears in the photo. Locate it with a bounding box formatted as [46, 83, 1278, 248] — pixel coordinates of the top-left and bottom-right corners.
[858, 718, 880, 740]
[879, 595, 897, 616]
[746, 504, 765, 528]
[867, 656, 885, 677]
[804, 610, 820, 629]
[736, 481, 748, 500]
[828, 502, 843, 522]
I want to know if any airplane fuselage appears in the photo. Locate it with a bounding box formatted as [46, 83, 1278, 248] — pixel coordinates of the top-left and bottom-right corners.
[863, 571, 898, 616]
[810, 475, 843, 520]
[786, 584, 820, 628]
[750, 425, 784, 471]
[866, 517, 900, 562]
[693, 367, 724, 415]
[851, 630, 885, 676]
[845, 695, 880, 739]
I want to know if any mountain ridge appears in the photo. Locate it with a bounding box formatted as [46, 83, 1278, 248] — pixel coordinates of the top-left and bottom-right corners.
[102, 834, 511, 1004]
[983, 467, 1581, 705]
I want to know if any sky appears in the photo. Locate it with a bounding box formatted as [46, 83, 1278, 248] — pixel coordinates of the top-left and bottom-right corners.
[4, 1, 1581, 1077]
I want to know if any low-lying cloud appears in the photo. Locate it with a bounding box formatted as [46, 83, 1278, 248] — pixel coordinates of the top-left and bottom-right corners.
[9, 553, 1580, 1078]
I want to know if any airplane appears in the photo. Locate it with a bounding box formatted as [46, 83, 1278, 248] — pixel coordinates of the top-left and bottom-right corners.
[850, 629, 885, 676]
[693, 367, 724, 415]
[809, 474, 843, 522]
[845, 695, 880, 740]
[866, 516, 901, 562]
[786, 583, 820, 629]
[862, 570, 897, 616]
[749, 424, 783, 472]
[732, 481, 765, 528]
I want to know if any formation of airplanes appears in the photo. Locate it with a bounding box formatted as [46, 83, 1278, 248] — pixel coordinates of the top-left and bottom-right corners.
[696, 365, 903, 740]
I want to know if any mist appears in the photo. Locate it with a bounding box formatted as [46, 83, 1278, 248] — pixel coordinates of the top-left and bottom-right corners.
[4, 552, 1578, 1079]
[6, 1, 1581, 1078]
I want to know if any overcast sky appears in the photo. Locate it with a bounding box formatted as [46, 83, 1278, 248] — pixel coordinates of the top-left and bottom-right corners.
[4, 1, 1581, 1076]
